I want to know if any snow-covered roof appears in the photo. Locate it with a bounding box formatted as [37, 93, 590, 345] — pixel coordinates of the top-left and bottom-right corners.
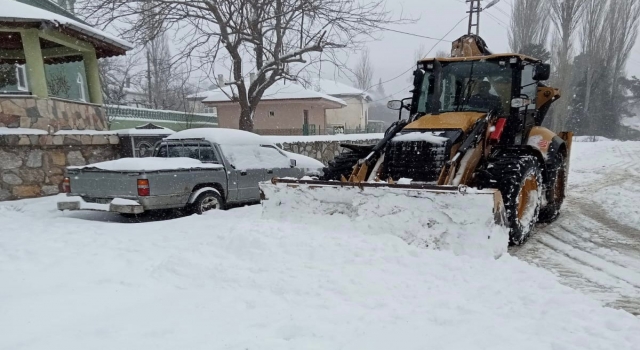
[123, 87, 145, 95]
[311, 78, 372, 100]
[0, 0, 133, 50]
[70, 157, 223, 172]
[165, 128, 271, 146]
[200, 80, 346, 107]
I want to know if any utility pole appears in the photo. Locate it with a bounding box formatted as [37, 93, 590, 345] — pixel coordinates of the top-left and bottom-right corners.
[466, 0, 500, 35]
[466, 0, 482, 35]
[146, 49, 152, 108]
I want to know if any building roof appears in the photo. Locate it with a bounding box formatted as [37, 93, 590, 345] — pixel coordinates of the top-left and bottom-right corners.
[0, 0, 133, 54]
[200, 80, 346, 107]
[311, 78, 372, 101]
[16, 0, 88, 25]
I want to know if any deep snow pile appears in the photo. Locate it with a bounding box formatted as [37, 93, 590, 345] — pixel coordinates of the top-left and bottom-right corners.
[2, 194, 640, 349]
[260, 183, 508, 258]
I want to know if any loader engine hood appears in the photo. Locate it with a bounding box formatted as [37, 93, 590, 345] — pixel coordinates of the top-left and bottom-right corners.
[404, 111, 485, 131]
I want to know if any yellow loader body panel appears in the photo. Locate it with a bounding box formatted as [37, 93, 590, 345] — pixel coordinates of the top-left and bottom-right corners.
[404, 112, 485, 131]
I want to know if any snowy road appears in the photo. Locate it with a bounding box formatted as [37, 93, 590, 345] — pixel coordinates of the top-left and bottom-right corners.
[512, 140, 640, 315]
[1, 139, 640, 349]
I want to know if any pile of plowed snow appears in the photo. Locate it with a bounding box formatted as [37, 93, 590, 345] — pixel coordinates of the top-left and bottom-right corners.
[1, 194, 640, 349]
[261, 183, 509, 258]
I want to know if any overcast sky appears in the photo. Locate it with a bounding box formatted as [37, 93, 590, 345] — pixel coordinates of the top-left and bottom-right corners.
[148, 0, 640, 100]
[318, 0, 640, 103]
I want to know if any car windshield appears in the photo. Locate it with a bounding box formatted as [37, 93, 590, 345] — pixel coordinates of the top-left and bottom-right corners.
[155, 142, 219, 163]
[417, 60, 513, 114]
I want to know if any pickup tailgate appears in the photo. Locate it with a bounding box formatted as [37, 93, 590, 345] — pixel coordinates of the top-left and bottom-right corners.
[67, 169, 139, 198]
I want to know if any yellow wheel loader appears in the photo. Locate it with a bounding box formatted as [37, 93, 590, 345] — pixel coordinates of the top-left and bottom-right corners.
[261, 34, 572, 246]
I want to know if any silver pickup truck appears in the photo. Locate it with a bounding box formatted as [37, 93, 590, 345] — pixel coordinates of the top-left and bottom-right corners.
[57, 128, 323, 215]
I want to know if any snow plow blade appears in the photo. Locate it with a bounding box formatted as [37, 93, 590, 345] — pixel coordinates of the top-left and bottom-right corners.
[260, 178, 510, 258]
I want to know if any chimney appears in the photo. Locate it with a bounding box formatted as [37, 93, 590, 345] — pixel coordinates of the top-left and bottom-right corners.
[249, 73, 256, 84]
[217, 74, 224, 87]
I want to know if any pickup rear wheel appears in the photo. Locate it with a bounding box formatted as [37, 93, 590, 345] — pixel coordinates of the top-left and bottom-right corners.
[191, 191, 224, 214]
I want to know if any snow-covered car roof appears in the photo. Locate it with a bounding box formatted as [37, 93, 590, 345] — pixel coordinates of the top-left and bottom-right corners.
[165, 128, 270, 146]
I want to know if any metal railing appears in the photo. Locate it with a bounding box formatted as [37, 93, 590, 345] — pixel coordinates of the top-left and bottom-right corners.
[105, 105, 219, 125]
[255, 125, 385, 136]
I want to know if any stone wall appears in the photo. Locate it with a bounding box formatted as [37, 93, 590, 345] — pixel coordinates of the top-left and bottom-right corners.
[0, 96, 108, 132]
[0, 133, 119, 201]
[274, 138, 382, 164]
[0, 132, 382, 201]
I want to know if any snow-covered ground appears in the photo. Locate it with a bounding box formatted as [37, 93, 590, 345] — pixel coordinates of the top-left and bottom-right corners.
[1, 141, 640, 349]
[513, 139, 640, 315]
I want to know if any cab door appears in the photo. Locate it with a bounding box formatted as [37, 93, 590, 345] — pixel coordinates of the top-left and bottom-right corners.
[519, 64, 538, 143]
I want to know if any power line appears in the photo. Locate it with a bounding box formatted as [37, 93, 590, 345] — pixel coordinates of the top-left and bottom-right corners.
[485, 11, 509, 28]
[365, 16, 468, 92]
[492, 4, 511, 18]
[372, 26, 453, 42]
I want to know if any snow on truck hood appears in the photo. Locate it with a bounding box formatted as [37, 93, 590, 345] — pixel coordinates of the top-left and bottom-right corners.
[68, 158, 223, 172]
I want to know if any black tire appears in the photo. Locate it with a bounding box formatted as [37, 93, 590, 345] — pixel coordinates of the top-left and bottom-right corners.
[190, 191, 224, 214]
[538, 152, 567, 223]
[481, 155, 543, 245]
[321, 146, 372, 181]
[119, 212, 148, 219]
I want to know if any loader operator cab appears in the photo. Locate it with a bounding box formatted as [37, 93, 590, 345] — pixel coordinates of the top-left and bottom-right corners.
[468, 80, 503, 112]
[399, 55, 552, 146]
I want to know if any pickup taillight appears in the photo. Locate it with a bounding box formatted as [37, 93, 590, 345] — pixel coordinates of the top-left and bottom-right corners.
[62, 177, 71, 193]
[137, 179, 150, 196]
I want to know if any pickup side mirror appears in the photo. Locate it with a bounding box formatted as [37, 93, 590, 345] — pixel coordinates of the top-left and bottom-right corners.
[533, 63, 551, 81]
[290, 158, 297, 167]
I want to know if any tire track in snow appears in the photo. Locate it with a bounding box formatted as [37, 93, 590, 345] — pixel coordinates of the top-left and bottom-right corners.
[536, 235, 640, 289]
[512, 141, 640, 315]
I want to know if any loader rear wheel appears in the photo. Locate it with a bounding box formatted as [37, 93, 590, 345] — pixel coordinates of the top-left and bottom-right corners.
[321, 147, 371, 181]
[538, 152, 567, 223]
[483, 155, 543, 245]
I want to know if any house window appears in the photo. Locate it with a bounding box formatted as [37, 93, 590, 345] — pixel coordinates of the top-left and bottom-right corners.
[203, 106, 217, 115]
[269, 111, 275, 117]
[15, 65, 28, 91]
[76, 73, 86, 101]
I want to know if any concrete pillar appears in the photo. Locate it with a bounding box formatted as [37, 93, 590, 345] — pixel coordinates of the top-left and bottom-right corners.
[82, 49, 103, 104]
[20, 29, 48, 98]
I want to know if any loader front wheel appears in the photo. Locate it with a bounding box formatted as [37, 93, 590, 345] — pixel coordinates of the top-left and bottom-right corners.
[484, 155, 543, 245]
[321, 147, 371, 181]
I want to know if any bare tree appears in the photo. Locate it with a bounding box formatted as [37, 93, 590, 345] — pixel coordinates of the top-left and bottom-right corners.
[579, 0, 608, 125]
[434, 50, 450, 58]
[509, 0, 550, 55]
[353, 48, 373, 90]
[0, 64, 17, 89]
[144, 33, 188, 110]
[79, 0, 407, 131]
[99, 54, 142, 106]
[548, 0, 584, 131]
[46, 68, 72, 98]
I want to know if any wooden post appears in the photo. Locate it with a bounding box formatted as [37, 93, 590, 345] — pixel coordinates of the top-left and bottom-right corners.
[19, 29, 48, 98]
[82, 49, 103, 104]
